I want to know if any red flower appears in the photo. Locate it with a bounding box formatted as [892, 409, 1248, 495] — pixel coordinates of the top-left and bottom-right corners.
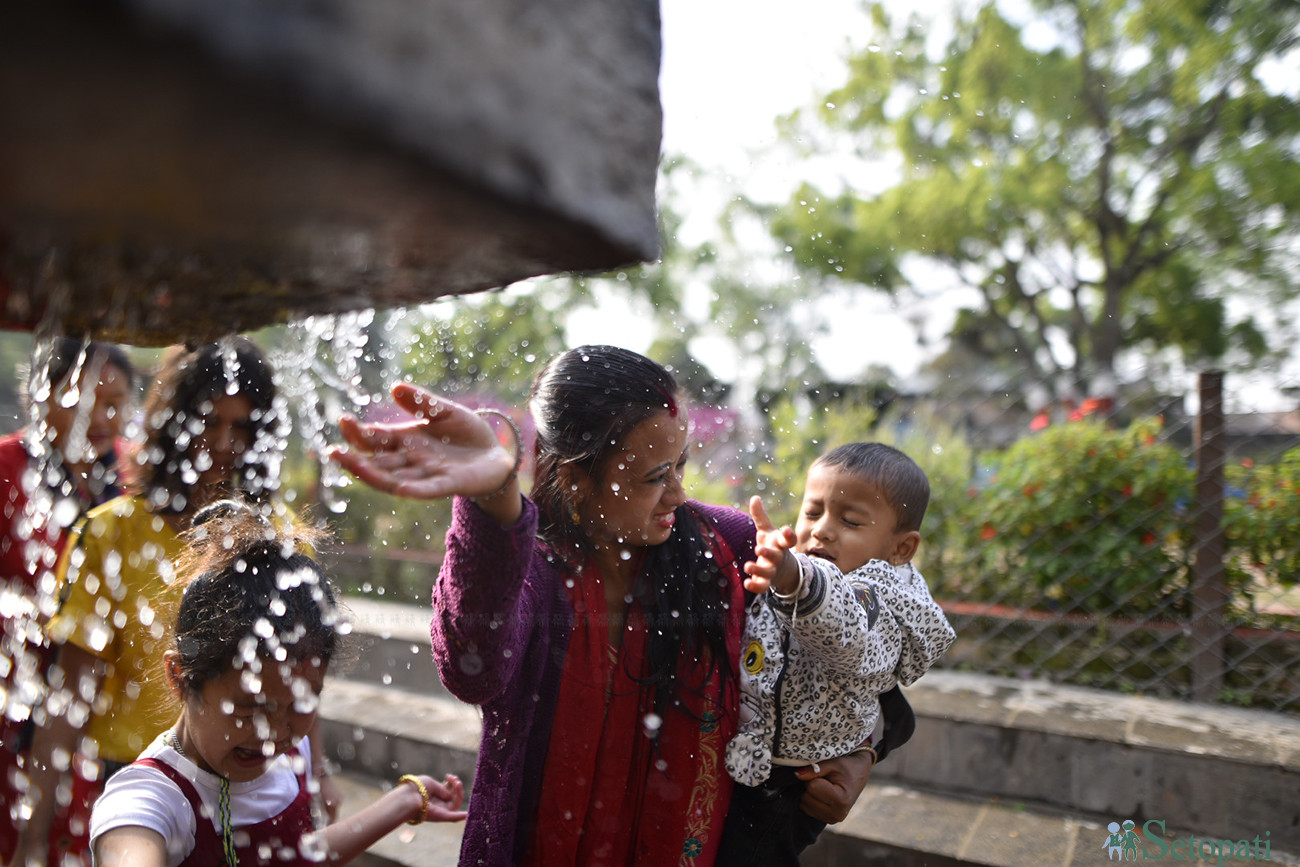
[981, 524, 997, 540]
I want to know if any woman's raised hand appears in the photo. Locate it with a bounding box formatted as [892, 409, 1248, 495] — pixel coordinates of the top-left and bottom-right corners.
[328, 384, 519, 506]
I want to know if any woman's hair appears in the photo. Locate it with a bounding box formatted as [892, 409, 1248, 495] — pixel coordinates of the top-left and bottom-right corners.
[129, 337, 283, 512]
[529, 345, 732, 711]
[169, 499, 340, 698]
[21, 337, 136, 407]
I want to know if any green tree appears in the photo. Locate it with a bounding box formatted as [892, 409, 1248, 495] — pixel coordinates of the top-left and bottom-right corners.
[401, 292, 572, 404]
[550, 155, 832, 396]
[772, 0, 1300, 402]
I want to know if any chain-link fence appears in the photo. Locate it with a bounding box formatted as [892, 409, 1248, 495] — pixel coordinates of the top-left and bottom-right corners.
[908, 370, 1300, 715]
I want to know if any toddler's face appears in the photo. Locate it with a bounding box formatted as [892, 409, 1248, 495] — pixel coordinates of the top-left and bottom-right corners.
[795, 463, 909, 573]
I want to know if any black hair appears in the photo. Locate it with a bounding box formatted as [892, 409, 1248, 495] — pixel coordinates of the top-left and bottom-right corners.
[528, 346, 732, 713]
[21, 337, 136, 405]
[814, 442, 930, 532]
[130, 336, 284, 512]
[47, 338, 135, 391]
[169, 499, 339, 697]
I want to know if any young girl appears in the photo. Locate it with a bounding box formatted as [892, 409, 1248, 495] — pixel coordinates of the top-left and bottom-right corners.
[88, 500, 465, 867]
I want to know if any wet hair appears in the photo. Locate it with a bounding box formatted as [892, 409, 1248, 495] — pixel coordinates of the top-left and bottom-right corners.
[129, 337, 283, 512]
[20, 337, 136, 407]
[169, 499, 340, 697]
[814, 442, 930, 533]
[529, 345, 731, 711]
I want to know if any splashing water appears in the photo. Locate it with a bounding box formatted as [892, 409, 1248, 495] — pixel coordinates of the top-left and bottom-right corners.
[272, 310, 397, 515]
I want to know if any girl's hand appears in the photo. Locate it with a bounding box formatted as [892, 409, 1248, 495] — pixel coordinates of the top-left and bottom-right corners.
[316, 772, 343, 823]
[425, 773, 467, 821]
[410, 773, 468, 823]
[328, 385, 517, 502]
[742, 496, 799, 595]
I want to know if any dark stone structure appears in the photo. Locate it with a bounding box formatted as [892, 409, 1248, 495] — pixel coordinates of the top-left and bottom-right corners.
[0, 0, 662, 344]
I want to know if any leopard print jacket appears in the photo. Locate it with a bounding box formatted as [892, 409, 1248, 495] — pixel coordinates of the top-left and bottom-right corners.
[725, 556, 956, 787]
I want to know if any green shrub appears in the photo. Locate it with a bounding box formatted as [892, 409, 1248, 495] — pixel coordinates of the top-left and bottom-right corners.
[1224, 445, 1300, 593]
[753, 396, 880, 524]
[955, 418, 1196, 616]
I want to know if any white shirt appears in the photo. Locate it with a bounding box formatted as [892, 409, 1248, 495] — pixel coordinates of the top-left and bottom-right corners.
[89, 733, 312, 867]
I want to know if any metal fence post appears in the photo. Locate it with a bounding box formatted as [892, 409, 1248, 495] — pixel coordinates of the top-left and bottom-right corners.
[1190, 370, 1228, 702]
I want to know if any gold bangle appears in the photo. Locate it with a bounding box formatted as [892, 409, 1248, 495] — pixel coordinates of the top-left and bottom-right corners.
[471, 408, 523, 502]
[399, 774, 429, 825]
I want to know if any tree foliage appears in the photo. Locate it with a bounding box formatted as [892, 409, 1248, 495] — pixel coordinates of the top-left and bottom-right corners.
[400, 292, 573, 404]
[772, 0, 1300, 400]
[556, 156, 831, 394]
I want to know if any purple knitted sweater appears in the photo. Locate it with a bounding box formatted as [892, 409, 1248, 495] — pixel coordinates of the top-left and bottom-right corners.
[431, 495, 755, 867]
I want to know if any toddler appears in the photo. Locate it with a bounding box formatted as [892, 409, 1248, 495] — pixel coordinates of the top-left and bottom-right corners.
[719, 443, 956, 866]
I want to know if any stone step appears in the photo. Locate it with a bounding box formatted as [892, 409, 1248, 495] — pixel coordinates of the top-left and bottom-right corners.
[318, 676, 480, 788]
[878, 670, 1300, 850]
[336, 595, 452, 699]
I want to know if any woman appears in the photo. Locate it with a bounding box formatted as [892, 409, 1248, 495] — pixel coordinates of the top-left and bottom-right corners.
[1, 338, 135, 865]
[331, 345, 874, 867]
[12, 337, 329, 867]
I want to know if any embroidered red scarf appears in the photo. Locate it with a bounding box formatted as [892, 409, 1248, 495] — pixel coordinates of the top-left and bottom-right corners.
[529, 519, 744, 866]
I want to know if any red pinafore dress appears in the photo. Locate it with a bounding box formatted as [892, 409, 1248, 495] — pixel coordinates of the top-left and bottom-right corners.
[135, 751, 316, 867]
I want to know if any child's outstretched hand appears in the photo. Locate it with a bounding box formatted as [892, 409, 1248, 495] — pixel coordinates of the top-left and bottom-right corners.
[414, 773, 468, 823]
[313, 771, 468, 862]
[743, 496, 800, 595]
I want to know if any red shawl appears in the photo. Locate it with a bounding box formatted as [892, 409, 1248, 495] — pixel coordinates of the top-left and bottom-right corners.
[529, 525, 744, 866]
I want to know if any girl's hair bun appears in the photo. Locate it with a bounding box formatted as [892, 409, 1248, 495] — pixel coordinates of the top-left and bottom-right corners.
[191, 498, 256, 528]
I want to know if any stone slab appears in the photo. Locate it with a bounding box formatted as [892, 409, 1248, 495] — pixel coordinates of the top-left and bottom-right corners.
[0, 0, 661, 344]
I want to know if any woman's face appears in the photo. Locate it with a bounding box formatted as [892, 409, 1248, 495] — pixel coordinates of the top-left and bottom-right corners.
[44, 359, 132, 472]
[572, 409, 691, 551]
[189, 393, 257, 490]
[176, 656, 323, 783]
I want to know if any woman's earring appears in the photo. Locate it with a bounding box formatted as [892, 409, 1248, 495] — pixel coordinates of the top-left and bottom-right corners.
[571, 506, 581, 525]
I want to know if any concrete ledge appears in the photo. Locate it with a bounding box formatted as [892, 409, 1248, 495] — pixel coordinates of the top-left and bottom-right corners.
[879, 672, 1300, 849]
[319, 677, 480, 788]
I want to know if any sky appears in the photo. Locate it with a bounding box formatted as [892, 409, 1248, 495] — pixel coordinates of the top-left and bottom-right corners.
[564, 2, 1299, 410]
[565, 0, 950, 386]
